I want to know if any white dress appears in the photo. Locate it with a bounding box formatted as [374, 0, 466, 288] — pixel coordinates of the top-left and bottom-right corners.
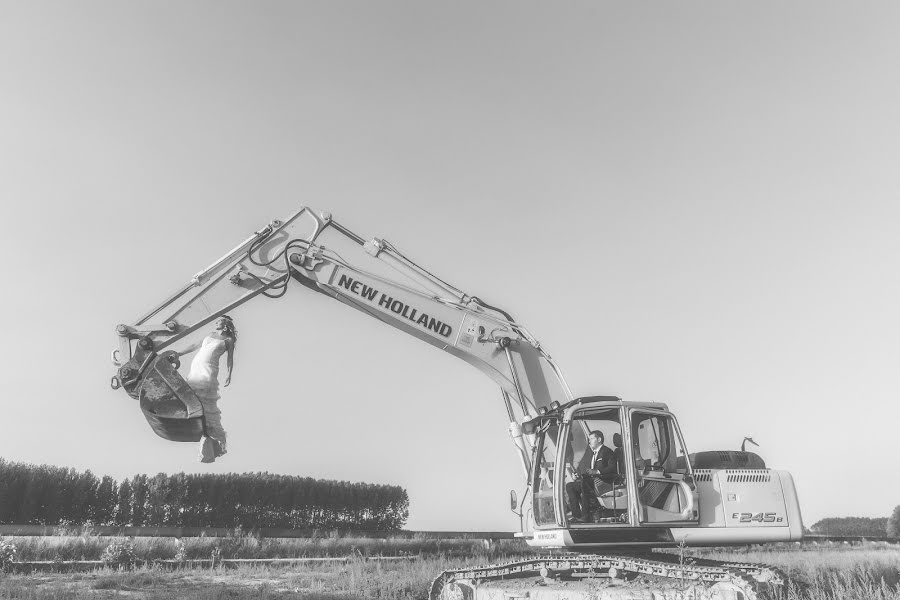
[186, 336, 229, 460]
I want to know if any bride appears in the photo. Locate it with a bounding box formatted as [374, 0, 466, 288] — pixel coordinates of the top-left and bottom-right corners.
[177, 316, 236, 463]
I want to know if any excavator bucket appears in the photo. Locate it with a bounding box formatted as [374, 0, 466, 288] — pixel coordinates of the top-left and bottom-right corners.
[138, 353, 206, 442]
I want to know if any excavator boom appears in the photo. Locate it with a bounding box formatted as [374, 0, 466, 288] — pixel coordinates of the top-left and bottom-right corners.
[112, 207, 571, 465]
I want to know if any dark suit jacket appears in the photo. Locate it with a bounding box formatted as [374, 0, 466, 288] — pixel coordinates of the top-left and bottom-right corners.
[575, 445, 616, 477]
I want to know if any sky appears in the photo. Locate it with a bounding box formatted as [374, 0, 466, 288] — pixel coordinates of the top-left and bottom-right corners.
[1, 2, 899, 531]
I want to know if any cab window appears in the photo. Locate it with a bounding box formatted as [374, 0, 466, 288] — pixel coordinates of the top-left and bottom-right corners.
[631, 413, 688, 473]
[531, 419, 560, 526]
[568, 408, 624, 475]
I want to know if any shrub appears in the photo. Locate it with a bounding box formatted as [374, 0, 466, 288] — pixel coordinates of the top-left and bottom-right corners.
[174, 539, 187, 563]
[0, 539, 16, 571]
[100, 540, 136, 570]
[886, 505, 900, 537]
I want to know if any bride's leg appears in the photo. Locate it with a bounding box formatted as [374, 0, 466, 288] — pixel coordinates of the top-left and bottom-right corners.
[199, 437, 216, 463]
[203, 401, 227, 457]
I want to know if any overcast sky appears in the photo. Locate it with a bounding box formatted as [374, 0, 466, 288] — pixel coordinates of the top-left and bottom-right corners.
[1, 2, 899, 531]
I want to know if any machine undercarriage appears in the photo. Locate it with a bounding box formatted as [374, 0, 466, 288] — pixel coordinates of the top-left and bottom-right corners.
[431, 553, 789, 600]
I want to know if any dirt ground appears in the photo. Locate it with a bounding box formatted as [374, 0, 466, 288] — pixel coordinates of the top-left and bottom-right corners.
[0, 568, 356, 599]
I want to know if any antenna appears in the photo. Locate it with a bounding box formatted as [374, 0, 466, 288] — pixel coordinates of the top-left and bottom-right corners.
[741, 436, 759, 452]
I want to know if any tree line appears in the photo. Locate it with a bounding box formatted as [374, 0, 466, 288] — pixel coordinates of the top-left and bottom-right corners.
[0, 458, 408, 530]
[810, 516, 889, 537]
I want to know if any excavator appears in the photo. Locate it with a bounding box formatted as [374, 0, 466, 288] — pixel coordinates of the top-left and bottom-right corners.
[111, 207, 803, 600]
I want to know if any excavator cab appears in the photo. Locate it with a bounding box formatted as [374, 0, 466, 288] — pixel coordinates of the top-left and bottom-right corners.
[528, 398, 699, 535]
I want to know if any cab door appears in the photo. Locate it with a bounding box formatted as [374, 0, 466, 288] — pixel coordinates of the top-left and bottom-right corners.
[530, 417, 563, 528]
[627, 410, 699, 526]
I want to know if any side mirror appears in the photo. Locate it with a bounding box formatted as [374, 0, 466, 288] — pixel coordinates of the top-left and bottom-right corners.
[509, 490, 518, 512]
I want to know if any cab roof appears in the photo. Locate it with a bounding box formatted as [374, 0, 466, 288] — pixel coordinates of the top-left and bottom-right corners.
[523, 396, 671, 431]
[571, 395, 670, 412]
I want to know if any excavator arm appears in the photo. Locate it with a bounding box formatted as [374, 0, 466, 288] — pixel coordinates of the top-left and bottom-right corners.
[112, 207, 572, 471]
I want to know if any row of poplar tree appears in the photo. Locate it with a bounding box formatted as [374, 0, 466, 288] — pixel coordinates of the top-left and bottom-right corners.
[809, 516, 889, 537]
[0, 459, 409, 530]
[810, 513, 900, 538]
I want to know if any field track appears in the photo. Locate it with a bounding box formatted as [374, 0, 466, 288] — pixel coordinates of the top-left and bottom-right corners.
[5, 556, 417, 574]
[2, 547, 900, 600]
[1, 525, 893, 544]
[0, 525, 515, 539]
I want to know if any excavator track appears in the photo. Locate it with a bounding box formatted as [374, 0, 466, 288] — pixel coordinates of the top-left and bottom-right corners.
[430, 553, 787, 600]
[646, 552, 789, 587]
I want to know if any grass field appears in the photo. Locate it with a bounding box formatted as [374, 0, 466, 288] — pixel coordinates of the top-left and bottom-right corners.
[697, 545, 900, 599]
[1, 537, 899, 599]
[0, 533, 526, 561]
